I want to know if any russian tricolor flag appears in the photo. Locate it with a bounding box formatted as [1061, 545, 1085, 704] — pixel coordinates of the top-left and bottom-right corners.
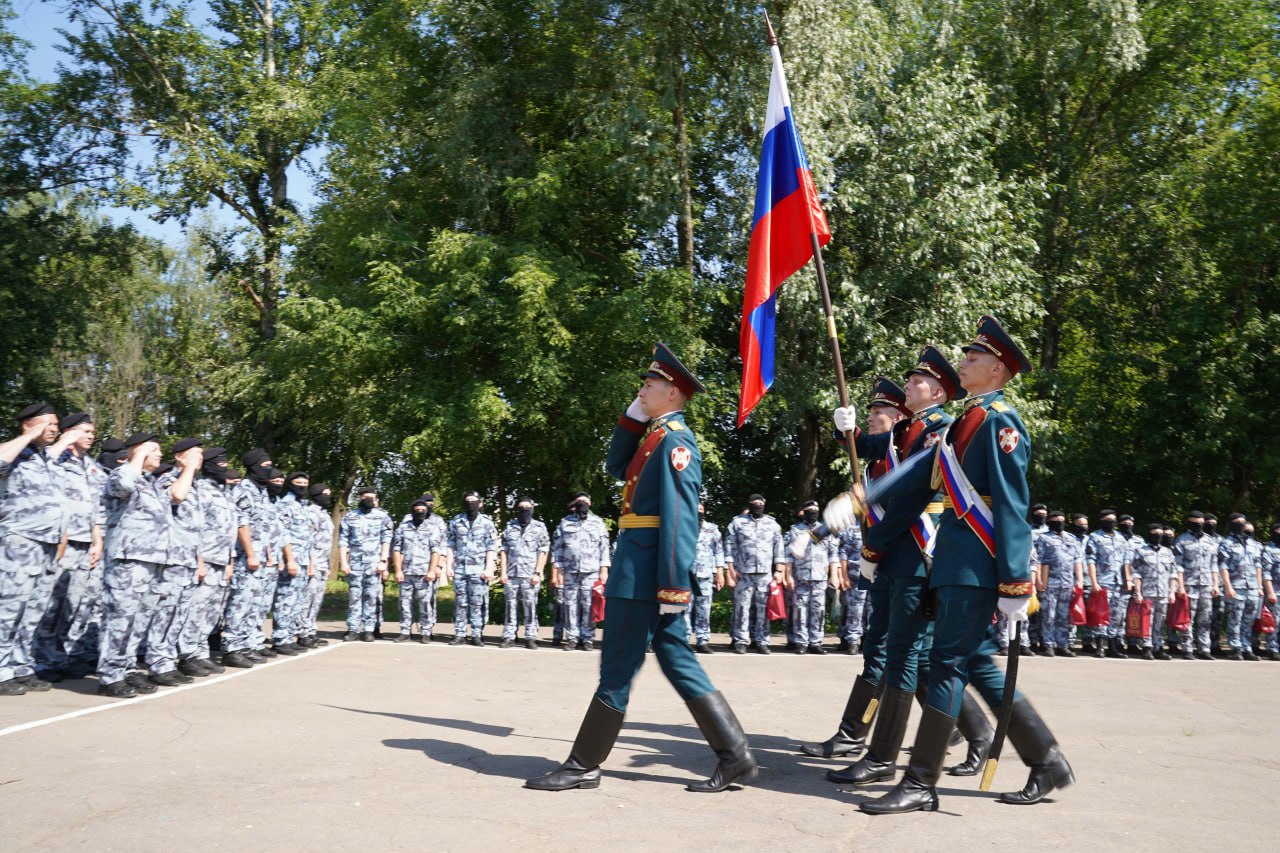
[737, 43, 830, 427]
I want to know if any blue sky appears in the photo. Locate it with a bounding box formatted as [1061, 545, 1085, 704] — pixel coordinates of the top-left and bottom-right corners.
[9, 0, 320, 246]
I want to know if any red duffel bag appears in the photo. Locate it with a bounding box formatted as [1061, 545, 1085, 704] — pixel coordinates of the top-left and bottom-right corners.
[591, 580, 606, 624]
[1167, 592, 1192, 633]
[766, 581, 787, 621]
[1084, 587, 1110, 628]
[1253, 603, 1276, 635]
[1125, 597, 1152, 639]
[1069, 586, 1088, 626]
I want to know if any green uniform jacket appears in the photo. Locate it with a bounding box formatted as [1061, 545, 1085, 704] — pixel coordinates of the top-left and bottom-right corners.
[604, 410, 700, 606]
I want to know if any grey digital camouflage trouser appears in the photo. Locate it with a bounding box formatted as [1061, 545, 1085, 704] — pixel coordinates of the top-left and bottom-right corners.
[1225, 591, 1260, 651]
[271, 569, 307, 643]
[97, 558, 163, 685]
[33, 541, 102, 673]
[732, 572, 771, 645]
[302, 568, 327, 637]
[0, 533, 58, 683]
[452, 574, 488, 637]
[791, 578, 828, 646]
[145, 566, 195, 673]
[177, 571, 220, 660]
[223, 562, 267, 653]
[840, 585, 869, 643]
[1039, 584, 1074, 649]
[1179, 585, 1215, 653]
[502, 577, 537, 640]
[347, 566, 383, 633]
[399, 575, 438, 635]
[682, 576, 714, 643]
[561, 571, 597, 643]
[1140, 597, 1170, 650]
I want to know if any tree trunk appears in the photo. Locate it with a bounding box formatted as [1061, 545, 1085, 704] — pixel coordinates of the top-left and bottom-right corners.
[794, 412, 819, 503]
[670, 53, 695, 281]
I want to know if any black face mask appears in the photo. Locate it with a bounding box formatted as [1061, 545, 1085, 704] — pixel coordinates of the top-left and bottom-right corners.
[288, 482, 307, 498]
[267, 481, 285, 498]
[202, 459, 228, 482]
[1048, 520, 1065, 533]
[411, 508, 427, 524]
[1271, 530, 1280, 546]
[422, 504, 433, 517]
[99, 451, 125, 471]
[1099, 519, 1115, 532]
[516, 508, 533, 524]
[803, 510, 819, 524]
[1032, 513, 1047, 526]
[1230, 520, 1246, 536]
[1161, 534, 1175, 548]
[1119, 522, 1134, 535]
[465, 499, 481, 518]
[573, 502, 589, 519]
[358, 497, 375, 511]
[1187, 522, 1203, 536]
[1073, 524, 1089, 537]
[313, 493, 332, 510]
[1147, 534, 1163, 546]
[748, 504, 765, 519]
[1206, 523, 1218, 534]
[249, 462, 272, 485]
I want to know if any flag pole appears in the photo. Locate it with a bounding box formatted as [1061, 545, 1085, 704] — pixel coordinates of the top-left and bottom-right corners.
[764, 13, 862, 484]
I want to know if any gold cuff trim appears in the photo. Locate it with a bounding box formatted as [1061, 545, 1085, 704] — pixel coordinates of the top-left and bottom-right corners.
[619, 514, 660, 529]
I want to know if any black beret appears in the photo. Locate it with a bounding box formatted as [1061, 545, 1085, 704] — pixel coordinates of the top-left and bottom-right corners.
[17, 402, 54, 421]
[748, 493, 765, 503]
[1187, 510, 1204, 519]
[100, 436, 125, 453]
[172, 437, 203, 454]
[514, 495, 534, 506]
[308, 483, 330, 497]
[152, 463, 174, 477]
[411, 497, 429, 508]
[799, 499, 819, 510]
[357, 485, 378, 496]
[463, 489, 481, 499]
[1119, 514, 1134, 522]
[1098, 508, 1117, 517]
[203, 446, 228, 461]
[1030, 503, 1047, 513]
[419, 493, 435, 503]
[123, 431, 159, 448]
[60, 412, 91, 430]
[572, 490, 590, 500]
[286, 470, 309, 482]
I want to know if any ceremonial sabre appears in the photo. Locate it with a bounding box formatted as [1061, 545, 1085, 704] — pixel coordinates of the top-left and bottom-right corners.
[980, 620, 1023, 791]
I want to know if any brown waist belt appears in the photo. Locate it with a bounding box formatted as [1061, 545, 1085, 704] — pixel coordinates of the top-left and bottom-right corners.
[618, 514, 660, 529]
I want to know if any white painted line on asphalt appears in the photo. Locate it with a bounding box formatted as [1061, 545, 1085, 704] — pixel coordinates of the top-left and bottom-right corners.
[0, 642, 347, 739]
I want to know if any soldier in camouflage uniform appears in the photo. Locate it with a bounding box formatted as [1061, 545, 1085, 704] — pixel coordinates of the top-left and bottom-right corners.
[301, 483, 335, 646]
[724, 494, 786, 654]
[145, 438, 205, 685]
[499, 496, 551, 649]
[221, 449, 277, 668]
[31, 413, 104, 681]
[184, 448, 235, 672]
[836, 526, 868, 654]
[1085, 510, 1132, 658]
[1034, 511, 1083, 656]
[1173, 511, 1219, 660]
[95, 433, 188, 697]
[783, 500, 838, 654]
[340, 487, 394, 642]
[552, 493, 611, 651]
[0, 403, 66, 696]
[270, 471, 315, 654]
[1130, 523, 1177, 659]
[1218, 513, 1263, 660]
[441, 490, 498, 646]
[1261, 522, 1280, 661]
[393, 494, 448, 642]
[684, 502, 725, 654]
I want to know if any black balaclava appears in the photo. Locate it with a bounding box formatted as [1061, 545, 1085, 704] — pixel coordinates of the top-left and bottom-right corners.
[98, 449, 126, 471]
[1118, 514, 1135, 535]
[748, 493, 765, 519]
[202, 451, 229, 483]
[309, 483, 332, 510]
[411, 500, 428, 525]
[571, 491, 590, 520]
[243, 448, 272, 487]
[358, 491, 376, 511]
[1072, 516, 1089, 537]
[419, 493, 435, 518]
[464, 490, 481, 519]
[1186, 510, 1204, 536]
[801, 501, 819, 524]
[286, 471, 309, 498]
[1229, 513, 1246, 536]
[1146, 524, 1164, 546]
[1098, 510, 1116, 533]
[1161, 530, 1175, 548]
[266, 468, 285, 498]
[1270, 525, 1280, 547]
[1047, 516, 1066, 533]
[515, 496, 534, 525]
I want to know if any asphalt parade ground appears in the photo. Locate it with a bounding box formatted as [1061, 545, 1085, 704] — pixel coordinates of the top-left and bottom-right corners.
[1, 625, 1276, 852]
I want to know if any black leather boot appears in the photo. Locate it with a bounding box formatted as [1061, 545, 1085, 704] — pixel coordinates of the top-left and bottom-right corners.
[946, 691, 994, 776]
[998, 698, 1075, 804]
[524, 696, 625, 791]
[686, 690, 758, 792]
[858, 705, 955, 814]
[916, 684, 964, 746]
[828, 686, 913, 784]
[798, 676, 877, 757]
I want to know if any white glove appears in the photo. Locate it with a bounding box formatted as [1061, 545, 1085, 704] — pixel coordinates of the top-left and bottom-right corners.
[859, 557, 878, 583]
[833, 405, 858, 434]
[658, 603, 684, 614]
[998, 596, 1030, 623]
[823, 491, 857, 533]
[624, 396, 648, 423]
[788, 535, 809, 561]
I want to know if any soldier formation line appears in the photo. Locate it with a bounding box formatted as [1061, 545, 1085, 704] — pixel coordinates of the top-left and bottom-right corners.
[2, 328, 1277, 812]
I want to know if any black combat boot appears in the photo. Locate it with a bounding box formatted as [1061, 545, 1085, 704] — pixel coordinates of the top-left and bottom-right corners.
[685, 690, 758, 792]
[859, 705, 955, 814]
[827, 686, 913, 784]
[798, 676, 877, 758]
[997, 698, 1075, 805]
[945, 691, 994, 776]
[524, 697, 625, 791]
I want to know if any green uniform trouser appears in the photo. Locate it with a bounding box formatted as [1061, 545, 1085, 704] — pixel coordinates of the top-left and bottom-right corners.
[596, 597, 714, 712]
